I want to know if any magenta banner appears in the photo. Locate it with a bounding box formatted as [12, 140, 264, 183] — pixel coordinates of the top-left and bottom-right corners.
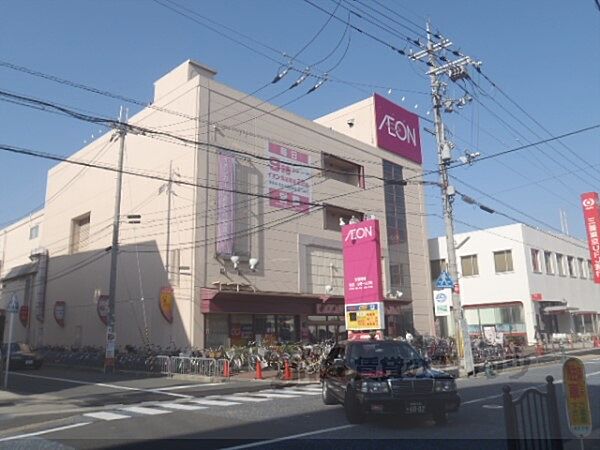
[341, 219, 384, 305]
[216, 152, 236, 255]
[374, 93, 422, 164]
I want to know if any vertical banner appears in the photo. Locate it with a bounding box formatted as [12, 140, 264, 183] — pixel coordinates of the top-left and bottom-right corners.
[97, 295, 109, 326]
[342, 219, 385, 332]
[53, 301, 65, 327]
[267, 142, 312, 213]
[373, 93, 422, 164]
[433, 289, 452, 317]
[581, 192, 600, 283]
[216, 152, 236, 256]
[19, 305, 29, 327]
[159, 287, 174, 323]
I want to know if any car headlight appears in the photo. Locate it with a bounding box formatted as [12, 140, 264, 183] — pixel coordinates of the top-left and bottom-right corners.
[434, 379, 456, 392]
[360, 380, 389, 393]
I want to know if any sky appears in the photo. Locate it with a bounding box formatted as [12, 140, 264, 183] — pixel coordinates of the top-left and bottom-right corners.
[0, 0, 599, 241]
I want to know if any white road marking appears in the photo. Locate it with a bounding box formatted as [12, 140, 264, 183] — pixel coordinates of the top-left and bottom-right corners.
[271, 389, 320, 396]
[159, 403, 207, 411]
[246, 392, 300, 399]
[121, 406, 171, 415]
[221, 424, 355, 450]
[482, 404, 503, 409]
[0, 422, 91, 442]
[84, 411, 131, 421]
[190, 398, 242, 407]
[295, 387, 321, 392]
[154, 383, 222, 391]
[216, 395, 269, 402]
[9, 372, 192, 398]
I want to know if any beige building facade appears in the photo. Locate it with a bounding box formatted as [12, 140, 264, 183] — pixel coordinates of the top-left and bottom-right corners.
[1, 60, 435, 350]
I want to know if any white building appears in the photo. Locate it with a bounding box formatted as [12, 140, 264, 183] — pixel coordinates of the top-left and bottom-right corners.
[429, 223, 600, 345]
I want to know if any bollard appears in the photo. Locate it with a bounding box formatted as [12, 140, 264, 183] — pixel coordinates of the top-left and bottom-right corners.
[283, 360, 292, 381]
[223, 360, 230, 378]
[255, 360, 264, 380]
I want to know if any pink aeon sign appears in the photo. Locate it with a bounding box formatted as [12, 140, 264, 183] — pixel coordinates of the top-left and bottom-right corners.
[341, 219, 384, 305]
[374, 93, 422, 164]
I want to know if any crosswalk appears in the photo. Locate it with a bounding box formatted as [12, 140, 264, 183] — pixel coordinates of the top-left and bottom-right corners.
[83, 385, 321, 423]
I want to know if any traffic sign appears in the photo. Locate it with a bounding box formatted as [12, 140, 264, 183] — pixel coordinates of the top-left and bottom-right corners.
[435, 271, 454, 289]
[7, 294, 19, 314]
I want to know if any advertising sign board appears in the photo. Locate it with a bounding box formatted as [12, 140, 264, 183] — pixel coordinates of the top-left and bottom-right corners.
[345, 302, 385, 331]
[267, 142, 312, 213]
[433, 289, 452, 317]
[374, 93, 422, 164]
[341, 219, 384, 305]
[216, 152, 236, 256]
[581, 192, 600, 283]
[563, 357, 592, 438]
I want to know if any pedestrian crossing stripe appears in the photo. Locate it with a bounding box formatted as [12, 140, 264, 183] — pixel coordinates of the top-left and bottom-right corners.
[121, 406, 170, 415]
[84, 411, 130, 421]
[219, 395, 270, 402]
[159, 403, 207, 411]
[266, 389, 319, 396]
[190, 398, 242, 406]
[246, 392, 300, 399]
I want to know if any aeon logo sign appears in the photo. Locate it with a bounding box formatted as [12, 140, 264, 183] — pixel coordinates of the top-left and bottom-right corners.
[344, 225, 373, 243]
[374, 93, 422, 165]
[378, 114, 417, 147]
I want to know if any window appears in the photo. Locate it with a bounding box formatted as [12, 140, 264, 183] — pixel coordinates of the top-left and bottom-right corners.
[556, 254, 566, 277]
[567, 256, 576, 278]
[544, 251, 554, 275]
[70, 213, 91, 253]
[578, 258, 586, 279]
[29, 225, 39, 240]
[461, 255, 479, 277]
[323, 205, 363, 231]
[322, 153, 364, 187]
[531, 249, 541, 273]
[589, 260, 594, 280]
[494, 250, 513, 273]
[430, 259, 447, 281]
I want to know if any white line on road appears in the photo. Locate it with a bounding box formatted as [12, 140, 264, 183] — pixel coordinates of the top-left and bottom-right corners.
[9, 372, 193, 398]
[246, 393, 300, 399]
[221, 424, 355, 450]
[190, 398, 242, 407]
[216, 395, 269, 402]
[0, 422, 91, 442]
[482, 405, 503, 409]
[84, 411, 131, 421]
[158, 403, 208, 411]
[154, 383, 223, 391]
[121, 406, 171, 415]
[269, 389, 320, 396]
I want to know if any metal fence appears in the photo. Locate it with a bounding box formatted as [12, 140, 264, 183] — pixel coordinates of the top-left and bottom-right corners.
[155, 356, 226, 377]
[503, 375, 563, 450]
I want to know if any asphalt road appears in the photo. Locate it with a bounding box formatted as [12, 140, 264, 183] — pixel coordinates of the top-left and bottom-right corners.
[2, 357, 600, 450]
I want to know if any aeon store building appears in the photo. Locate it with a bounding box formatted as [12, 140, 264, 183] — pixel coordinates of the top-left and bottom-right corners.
[1, 60, 435, 350]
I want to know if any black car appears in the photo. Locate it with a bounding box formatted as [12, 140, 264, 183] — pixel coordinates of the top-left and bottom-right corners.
[320, 338, 460, 424]
[1, 343, 43, 369]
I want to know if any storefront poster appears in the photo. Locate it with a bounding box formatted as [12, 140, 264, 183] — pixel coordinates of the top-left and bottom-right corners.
[342, 219, 384, 305]
[19, 305, 29, 327]
[581, 192, 600, 283]
[267, 142, 312, 213]
[483, 326, 497, 343]
[345, 302, 385, 331]
[374, 93, 422, 164]
[97, 295, 109, 326]
[54, 301, 65, 327]
[159, 287, 174, 323]
[563, 357, 592, 438]
[433, 289, 452, 317]
[216, 152, 236, 256]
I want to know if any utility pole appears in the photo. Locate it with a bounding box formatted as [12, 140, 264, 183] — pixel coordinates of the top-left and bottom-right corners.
[105, 108, 127, 373]
[160, 161, 176, 281]
[412, 23, 479, 376]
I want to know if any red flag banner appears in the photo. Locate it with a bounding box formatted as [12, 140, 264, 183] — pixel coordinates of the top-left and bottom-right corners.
[581, 192, 600, 283]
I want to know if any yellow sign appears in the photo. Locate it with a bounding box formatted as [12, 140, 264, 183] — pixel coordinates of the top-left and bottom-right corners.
[345, 302, 384, 331]
[159, 287, 174, 323]
[563, 357, 592, 438]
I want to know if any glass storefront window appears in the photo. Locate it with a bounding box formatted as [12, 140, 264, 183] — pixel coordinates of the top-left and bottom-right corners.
[230, 314, 253, 346]
[465, 304, 526, 337]
[254, 315, 276, 345]
[277, 315, 296, 342]
[206, 314, 229, 348]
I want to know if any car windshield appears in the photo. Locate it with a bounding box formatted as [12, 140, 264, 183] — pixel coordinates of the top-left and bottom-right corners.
[1, 343, 30, 353]
[349, 342, 423, 375]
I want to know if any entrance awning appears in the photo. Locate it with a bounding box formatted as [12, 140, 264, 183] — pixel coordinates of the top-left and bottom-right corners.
[200, 288, 411, 315]
[542, 305, 579, 314]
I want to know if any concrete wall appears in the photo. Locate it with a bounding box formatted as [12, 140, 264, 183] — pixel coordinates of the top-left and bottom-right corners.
[0, 209, 43, 279]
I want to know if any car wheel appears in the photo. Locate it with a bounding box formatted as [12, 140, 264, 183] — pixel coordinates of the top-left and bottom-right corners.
[344, 387, 366, 424]
[433, 410, 448, 426]
[322, 381, 337, 405]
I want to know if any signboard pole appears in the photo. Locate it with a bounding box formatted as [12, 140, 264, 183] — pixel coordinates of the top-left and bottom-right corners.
[3, 295, 18, 389]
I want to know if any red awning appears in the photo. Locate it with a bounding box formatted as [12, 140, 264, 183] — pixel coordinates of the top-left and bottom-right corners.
[200, 288, 410, 315]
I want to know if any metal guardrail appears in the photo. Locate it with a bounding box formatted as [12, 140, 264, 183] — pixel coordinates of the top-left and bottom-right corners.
[155, 356, 227, 377]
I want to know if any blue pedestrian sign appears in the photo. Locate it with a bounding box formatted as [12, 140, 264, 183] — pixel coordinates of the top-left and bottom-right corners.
[7, 294, 19, 314]
[435, 271, 455, 289]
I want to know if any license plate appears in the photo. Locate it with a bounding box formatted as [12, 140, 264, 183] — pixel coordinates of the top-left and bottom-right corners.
[25, 360, 33, 365]
[405, 401, 426, 414]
